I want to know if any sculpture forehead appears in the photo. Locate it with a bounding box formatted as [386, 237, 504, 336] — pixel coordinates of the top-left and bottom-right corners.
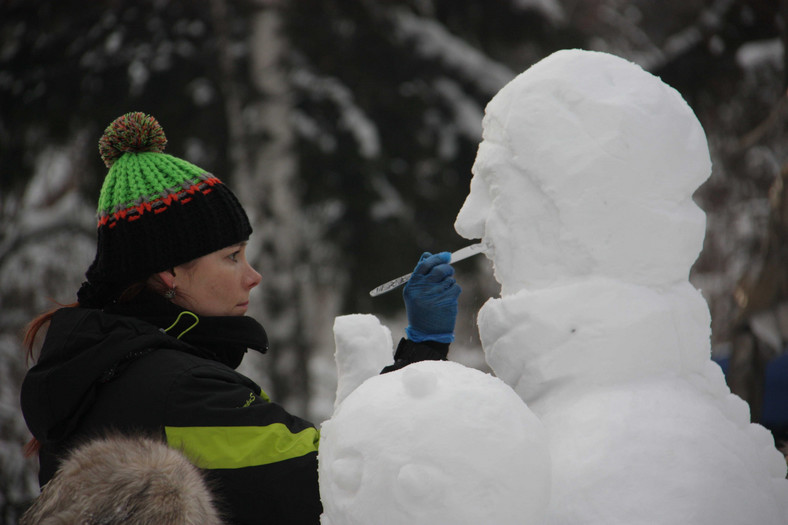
[477, 49, 710, 198]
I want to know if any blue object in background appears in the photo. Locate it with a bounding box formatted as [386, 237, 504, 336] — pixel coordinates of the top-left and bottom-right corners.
[715, 353, 788, 432]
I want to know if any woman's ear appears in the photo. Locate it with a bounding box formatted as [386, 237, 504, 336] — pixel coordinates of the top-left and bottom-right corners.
[154, 268, 177, 290]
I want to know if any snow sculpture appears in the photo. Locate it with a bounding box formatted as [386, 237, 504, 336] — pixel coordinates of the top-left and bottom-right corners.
[332, 314, 394, 408]
[455, 48, 788, 524]
[320, 316, 551, 525]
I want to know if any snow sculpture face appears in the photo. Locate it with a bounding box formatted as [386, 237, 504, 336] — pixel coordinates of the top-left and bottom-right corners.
[318, 361, 551, 525]
[455, 49, 712, 294]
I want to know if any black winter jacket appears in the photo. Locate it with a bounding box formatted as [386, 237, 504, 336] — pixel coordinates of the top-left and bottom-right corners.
[21, 292, 322, 524]
[20, 292, 448, 524]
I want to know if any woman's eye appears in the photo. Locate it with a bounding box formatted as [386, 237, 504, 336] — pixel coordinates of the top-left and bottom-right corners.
[229, 251, 240, 262]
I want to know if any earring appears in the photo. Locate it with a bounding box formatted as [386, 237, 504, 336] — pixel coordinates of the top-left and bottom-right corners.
[164, 288, 176, 300]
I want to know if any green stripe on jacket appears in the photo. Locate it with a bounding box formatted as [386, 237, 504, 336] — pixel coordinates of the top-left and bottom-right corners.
[165, 424, 320, 470]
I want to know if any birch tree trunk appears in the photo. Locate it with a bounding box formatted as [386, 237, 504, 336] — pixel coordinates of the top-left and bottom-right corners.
[211, 0, 343, 419]
[247, 4, 313, 416]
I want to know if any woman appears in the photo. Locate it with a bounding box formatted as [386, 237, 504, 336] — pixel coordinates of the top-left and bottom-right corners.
[20, 112, 461, 524]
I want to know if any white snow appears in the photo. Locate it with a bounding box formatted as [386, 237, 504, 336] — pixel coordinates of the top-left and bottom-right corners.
[291, 69, 381, 159]
[460, 48, 788, 524]
[736, 38, 783, 69]
[455, 48, 710, 295]
[511, 0, 566, 25]
[390, 7, 515, 96]
[319, 360, 550, 525]
[331, 314, 393, 408]
[319, 48, 788, 524]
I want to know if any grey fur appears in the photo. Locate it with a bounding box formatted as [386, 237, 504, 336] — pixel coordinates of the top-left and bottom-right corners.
[21, 435, 224, 525]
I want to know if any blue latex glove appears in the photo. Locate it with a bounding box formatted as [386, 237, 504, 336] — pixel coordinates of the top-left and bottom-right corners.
[403, 252, 461, 343]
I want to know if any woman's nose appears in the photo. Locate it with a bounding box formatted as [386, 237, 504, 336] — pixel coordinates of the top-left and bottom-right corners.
[245, 263, 262, 289]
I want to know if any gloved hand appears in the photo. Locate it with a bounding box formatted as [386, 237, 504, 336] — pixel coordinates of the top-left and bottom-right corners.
[403, 252, 461, 343]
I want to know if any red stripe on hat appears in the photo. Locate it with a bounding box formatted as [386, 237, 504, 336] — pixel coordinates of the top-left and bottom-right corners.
[98, 177, 222, 228]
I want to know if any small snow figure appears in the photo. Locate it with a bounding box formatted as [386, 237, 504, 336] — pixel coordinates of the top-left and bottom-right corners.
[319, 360, 551, 525]
[455, 49, 788, 524]
[331, 314, 395, 409]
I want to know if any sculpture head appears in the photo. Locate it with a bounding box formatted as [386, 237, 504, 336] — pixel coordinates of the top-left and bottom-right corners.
[455, 49, 711, 295]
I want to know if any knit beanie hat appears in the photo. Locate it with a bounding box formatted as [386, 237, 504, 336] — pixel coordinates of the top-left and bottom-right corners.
[77, 112, 252, 308]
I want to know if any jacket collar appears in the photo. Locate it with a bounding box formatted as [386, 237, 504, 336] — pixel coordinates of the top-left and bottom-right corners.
[104, 289, 268, 368]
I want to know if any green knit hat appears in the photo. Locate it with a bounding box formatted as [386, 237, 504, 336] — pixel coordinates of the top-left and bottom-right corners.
[77, 112, 252, 308]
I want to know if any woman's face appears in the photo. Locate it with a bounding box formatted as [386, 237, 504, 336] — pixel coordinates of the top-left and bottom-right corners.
[170, 242, 262, 317]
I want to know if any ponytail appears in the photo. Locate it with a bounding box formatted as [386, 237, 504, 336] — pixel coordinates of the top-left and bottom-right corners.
[22, 303, 76, 458]
[23, 303, 78, 364]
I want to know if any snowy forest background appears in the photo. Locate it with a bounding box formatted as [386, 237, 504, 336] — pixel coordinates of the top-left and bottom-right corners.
[1, 0, 787, 521]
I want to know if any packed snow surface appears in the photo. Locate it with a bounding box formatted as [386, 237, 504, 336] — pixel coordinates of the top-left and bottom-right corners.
[319, 359, 550, 525]
[455, 50, 710, 294]
[459, 48, 788, 524]
[320, 48, 788, 525]
[331, 314, 394, 408]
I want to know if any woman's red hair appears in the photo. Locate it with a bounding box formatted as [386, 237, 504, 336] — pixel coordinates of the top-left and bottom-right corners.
[23, 302, 78, 457]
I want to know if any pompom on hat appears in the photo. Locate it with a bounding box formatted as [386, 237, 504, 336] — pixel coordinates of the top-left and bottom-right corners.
[77, 112, 252, 308]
